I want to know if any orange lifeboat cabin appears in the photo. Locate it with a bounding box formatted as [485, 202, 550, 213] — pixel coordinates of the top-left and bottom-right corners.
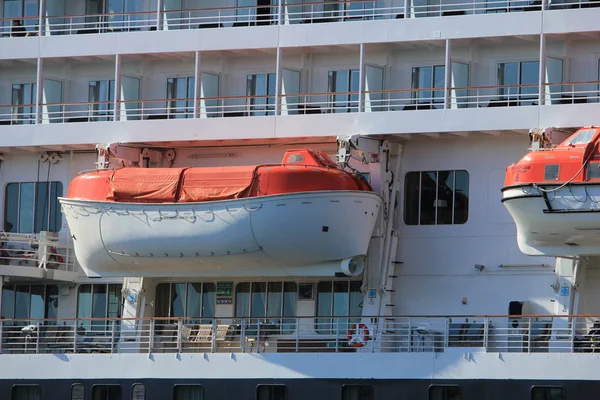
[67, 148, 372, 203]
[502, 127, 600, 256]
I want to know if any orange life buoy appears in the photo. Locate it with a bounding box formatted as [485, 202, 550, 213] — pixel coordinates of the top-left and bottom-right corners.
[347, 323, 370, 348]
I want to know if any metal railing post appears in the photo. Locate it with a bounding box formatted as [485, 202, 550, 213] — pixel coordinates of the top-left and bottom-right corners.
[111, 320, 116, 353]
[35, 321, 40, 354]
[177, 319, 182, 353]
[149, 319, 154, 353]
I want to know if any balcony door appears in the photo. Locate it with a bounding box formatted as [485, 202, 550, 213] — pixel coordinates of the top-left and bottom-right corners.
[41, 79, 63, 123]
[497, 61, 539, 105]
[11, 83, 36, 125]
[237, 0, 276, 25]
[328, 69, 359, 113]
[2, 0, 38, 33]
[167, 76, 194, 118]
[280, 69, 301, 115]
[411, 65, 445, 109]
[199, 73, 221, 118]
[450, 61, 470, 109]
[246, 73, 276, 116]
[364, 65, 384, 112]
[86, 0, 142, 31]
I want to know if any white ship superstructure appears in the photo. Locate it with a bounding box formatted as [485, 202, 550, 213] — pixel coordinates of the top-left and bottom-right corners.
[1, 0, 600, 399]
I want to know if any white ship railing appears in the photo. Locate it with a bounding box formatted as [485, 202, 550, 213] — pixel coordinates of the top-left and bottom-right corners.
[1, 315, 599, 355]
[0, 232, 77, 273]
[2, 80, 597, 125]
[1, 0, 599, 38]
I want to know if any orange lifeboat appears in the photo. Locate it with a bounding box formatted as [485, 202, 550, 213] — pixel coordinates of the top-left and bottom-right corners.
[59, 149, 382, 278]
[502, 127, 600, 256]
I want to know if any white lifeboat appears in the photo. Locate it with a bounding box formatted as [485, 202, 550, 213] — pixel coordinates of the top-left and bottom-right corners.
[59, 149, 381, 277]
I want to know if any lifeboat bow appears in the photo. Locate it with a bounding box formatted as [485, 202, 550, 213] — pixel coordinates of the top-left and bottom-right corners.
[503, 126, 600, 256]
[60, 145, 382, 278]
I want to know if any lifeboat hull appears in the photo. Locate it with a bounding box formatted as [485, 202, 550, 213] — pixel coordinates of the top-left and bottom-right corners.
[503, 184, 600, 256]
[59, 191, 381, 277]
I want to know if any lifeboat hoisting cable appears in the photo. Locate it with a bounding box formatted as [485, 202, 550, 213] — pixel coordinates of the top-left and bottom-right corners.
[347, 323, 370, 348]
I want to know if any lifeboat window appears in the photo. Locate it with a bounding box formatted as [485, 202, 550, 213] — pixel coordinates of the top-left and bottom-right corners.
[92, 385, 122, 400]
[316, 281, 362, 334]
[565, 128, 595, 145]
[286, 153, 305, 163]
[404, 170, 469, 226]
[4, 181, 63, 233]
[154, 283, 216, 320]
[131, 384, 145, 400]
[429, 385, 461, 400]
[531, 387, 565, 400]
[174, 385, 204, 400]
[588, 163, 600, 179]
[257, 385, 288, 400]
[544, 164, 559, 181]
[76, 284, 123, 332]
[235, 282, 297, 334]
[11, 385, 41, 400]
[342, 385, 374, 400]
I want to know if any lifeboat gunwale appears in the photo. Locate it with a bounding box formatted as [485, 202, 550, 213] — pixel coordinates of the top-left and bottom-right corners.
[59, 189, 382, 207]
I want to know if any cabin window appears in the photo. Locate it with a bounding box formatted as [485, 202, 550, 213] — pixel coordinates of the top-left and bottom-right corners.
[71, 384, 84, 400]
[497, 61, 540, 106]
[429, 385, 461, 400]
[531, 387, 566, 400]
[166, 77, 195, 119]
[328, 69, 360, 113]
[247, 73, 276, 116]
[92, 385, 122, 400]
[342, 385, 374, 400]
[10, 83, 36, 125]
[131, 384, 145, 400]
[155, 283, 216, 322]
[257, 385, 287, 400]
[4, 181, 63, 233]
[565, 129, 595, 146]
[587, 163, 600, 179]
[235, 282, 297, 334]
[544, 164, 559, 181]
[76, 284, 122, 332]
[404, 170, 469, 226]
[316, 281, 362, 334]
[174, 385, 204, 400]
[411, 65, 445, 109]
[11, 385, 41, 400]
[1, 284, 58, 326]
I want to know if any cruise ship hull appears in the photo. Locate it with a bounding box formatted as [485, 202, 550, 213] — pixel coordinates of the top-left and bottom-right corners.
[502, 184, 600, 256]
[59, 191, 381, 277]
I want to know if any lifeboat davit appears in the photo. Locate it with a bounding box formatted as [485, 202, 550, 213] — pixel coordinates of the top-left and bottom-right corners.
[59, 148, 381, 278]
[503, 126, 600, 256]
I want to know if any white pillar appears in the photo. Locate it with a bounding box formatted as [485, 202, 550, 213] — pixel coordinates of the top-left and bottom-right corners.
[404, 0, 410, 18]
[444, 39, 451, 109]
[194, 51, 201, 118]
[277, 0, 283, 25]
[156, 0, 164, 30]
[275, 47, 282, 115]
[358, 43, 365, 112]
[35, 58, 43, 124]
[538, 34, 546, 106]
[38, 0, 46, 36]
[113, 54, 122, 121]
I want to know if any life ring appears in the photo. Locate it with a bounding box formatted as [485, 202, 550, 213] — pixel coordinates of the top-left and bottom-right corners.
[347, 323, 370, 348]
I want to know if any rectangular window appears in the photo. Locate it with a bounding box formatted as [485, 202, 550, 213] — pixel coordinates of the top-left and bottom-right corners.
[531, 387, 566, 400]
[342, 385, 374, 400]
[131, 383, 145, 400]
[403, 170, 469, 226]
[235, 282, 297, 334]
[429, 385, 461, 400]
[328, 70, 359, 113]
[1, 284, 58, 326]
[154, 283, 216, 323]
[88, 80, 115, 122]
[588, 163, 600, 179]
[411, 65, 445, 109]
[497, 61, 540, 106]
[11, 83, 36, 125]
[167, 77, 195, 119]
[71, 384, 84, 400]
[3, 0, 39, 33]
[257, 385, 287, 400]
[247, 73, 276, 116]
[92, 385, 122, 400]
[544, 164, 559, 181]
[316, 280, 362, 334]
[174, 385, 204, 400]
[77, 284, 122, 332]
[11, 385, 41, 400]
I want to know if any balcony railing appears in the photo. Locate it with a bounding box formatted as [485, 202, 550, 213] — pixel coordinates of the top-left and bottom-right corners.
[1, 0, 599, 38]
[1, 314, 599, 355]
[0, 81, 596, 125]
[0, 232, 77, 273]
